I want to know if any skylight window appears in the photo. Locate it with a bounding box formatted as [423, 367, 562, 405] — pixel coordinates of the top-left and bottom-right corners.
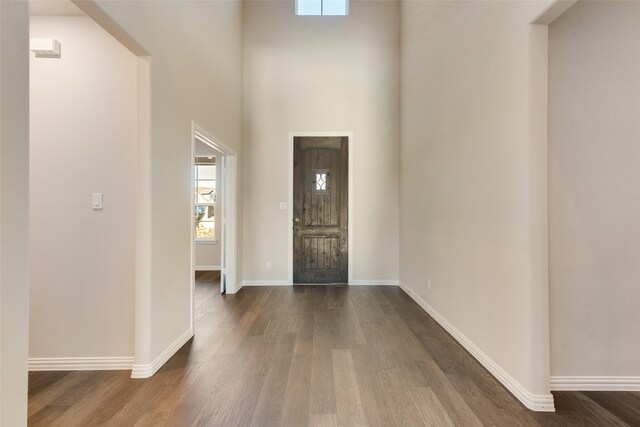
[296, 0, 348, 16]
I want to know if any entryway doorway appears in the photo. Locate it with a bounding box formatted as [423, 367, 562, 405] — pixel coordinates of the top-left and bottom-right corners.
[292, 136, 349, 283]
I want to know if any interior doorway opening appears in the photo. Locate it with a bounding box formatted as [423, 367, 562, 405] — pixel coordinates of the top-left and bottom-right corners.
[190, 123, 238, 330]
[194, 139, 222, 274]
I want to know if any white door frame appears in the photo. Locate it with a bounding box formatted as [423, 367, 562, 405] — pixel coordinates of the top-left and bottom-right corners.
[190, 122, 239, 329]
[288, 132, 354, 285]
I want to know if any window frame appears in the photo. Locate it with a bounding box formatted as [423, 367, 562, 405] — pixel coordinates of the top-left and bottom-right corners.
[295, 0, 349, 16]
[313, 169, 330, 192]
[194, 158, 217, 243]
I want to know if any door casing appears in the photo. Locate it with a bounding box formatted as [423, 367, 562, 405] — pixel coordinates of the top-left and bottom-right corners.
[288, 132, 354, 285]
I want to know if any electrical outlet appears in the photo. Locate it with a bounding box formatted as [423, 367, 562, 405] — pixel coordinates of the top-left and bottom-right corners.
[426, 278, 431, 290]
[266, 261, 272, 269]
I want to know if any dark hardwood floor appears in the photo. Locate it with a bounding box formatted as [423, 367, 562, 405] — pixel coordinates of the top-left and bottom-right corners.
[28, 272, 640, 426]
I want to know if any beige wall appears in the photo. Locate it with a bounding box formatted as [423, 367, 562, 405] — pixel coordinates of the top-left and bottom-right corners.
[29, 16, 137, 359]
[195, 242, 220, 269]
[242, 0, 400, 283]
[86, 0, 244, 363]
[549, 1, 640, 378]
[400, 0, 552, 406]
[0, 1, 29, 424]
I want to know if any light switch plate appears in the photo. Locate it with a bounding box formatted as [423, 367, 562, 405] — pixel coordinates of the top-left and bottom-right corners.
[92, 193, 103, 210]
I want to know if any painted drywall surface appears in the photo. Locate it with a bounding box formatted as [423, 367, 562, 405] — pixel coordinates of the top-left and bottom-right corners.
[400, 1, 552, 398]
[549, 1, 640, 377]
[0, 1, 29, 424]
[88, 0, 243, 360]
[29, 16, 137, 359]
[243, 0, 400, 282]
[195, 243, 219, 269]
[30, 0, 86, 17]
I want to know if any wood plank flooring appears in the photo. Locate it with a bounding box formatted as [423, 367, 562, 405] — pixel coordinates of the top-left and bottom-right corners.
[28, 272, 640, 426]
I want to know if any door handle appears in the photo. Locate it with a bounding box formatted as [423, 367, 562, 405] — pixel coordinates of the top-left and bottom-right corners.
[294, 217, 300, 223]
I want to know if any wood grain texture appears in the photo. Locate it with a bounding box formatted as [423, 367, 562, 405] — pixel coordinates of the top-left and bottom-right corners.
[28, 276, 640, 426]
[332, 349, 367, 427]
[309, 413, 338, 427]
[293, 137, 348, 283]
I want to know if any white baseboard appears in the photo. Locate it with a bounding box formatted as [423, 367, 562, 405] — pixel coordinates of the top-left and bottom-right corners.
[240, 280, 290, 287]
[550, 376, 640, 391]
[226, 282, 242, 294]
[195, 265, 221, 271]
[240, 280, 399, 287]
[398, 281, 555, 412]
[29, 356, 134, 371]
[350, 280, 398, 286]
[131, 328, 193, 379]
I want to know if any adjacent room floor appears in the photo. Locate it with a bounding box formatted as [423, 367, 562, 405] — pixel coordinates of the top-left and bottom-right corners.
[28, 272, 640, 426]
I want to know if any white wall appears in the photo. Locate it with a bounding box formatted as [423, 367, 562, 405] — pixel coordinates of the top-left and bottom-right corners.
[82, 0, 244, 365]
[549, 1, 640, 379]
[242, 0, 400, 284]
[0, 1, 29, 424]
[29, 16, 137, 360]
[400, 0, 553, 409]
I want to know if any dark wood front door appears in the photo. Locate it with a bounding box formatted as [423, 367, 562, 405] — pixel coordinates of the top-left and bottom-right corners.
[293, 136, 348, 283]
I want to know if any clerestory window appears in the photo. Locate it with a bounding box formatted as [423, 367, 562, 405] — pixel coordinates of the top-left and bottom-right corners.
[296, 0, 348, 16]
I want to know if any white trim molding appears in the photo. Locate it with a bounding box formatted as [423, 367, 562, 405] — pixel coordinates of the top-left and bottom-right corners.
[131, 328, 193, 379]
[228, 282, 243, 294]
[29, 357, 134, 371]
[350, 280, 398, 286]
[241, 280, 291, 287]
[240, 280, 398, 287]
[398, 282, 555, 412]
[195, 265, 221, 272]
[550, 376, 640, 391]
